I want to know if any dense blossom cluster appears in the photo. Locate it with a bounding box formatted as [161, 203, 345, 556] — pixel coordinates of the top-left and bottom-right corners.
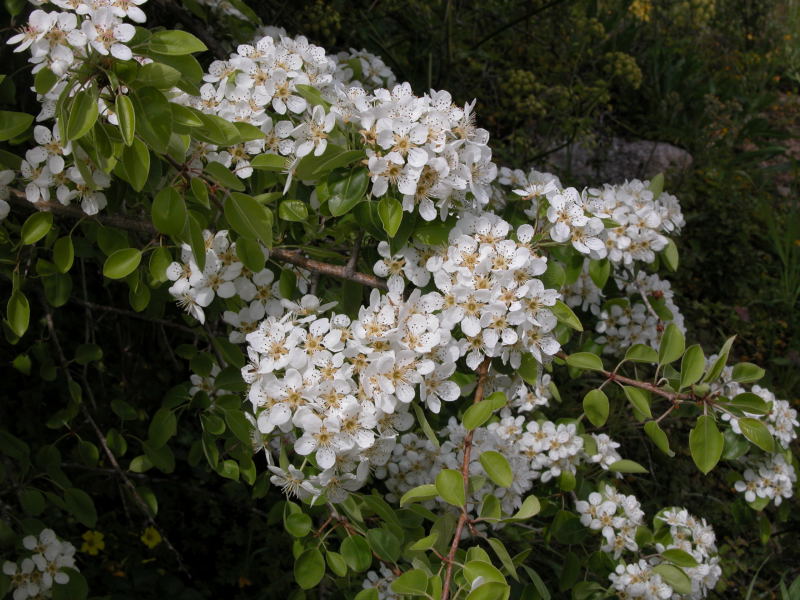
[379, 413, 622, 515]
[600, 504, 721, 599]
[2, 529, 77, 600]
[733, 453, 796, 507]
[7, 0, 146, 215]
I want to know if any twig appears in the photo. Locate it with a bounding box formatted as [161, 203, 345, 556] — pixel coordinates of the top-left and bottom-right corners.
[8, 191, 388, 290]
[42, 304, 191, 578]
[70, 298, 198, 334]
[441, 357, 491, 600]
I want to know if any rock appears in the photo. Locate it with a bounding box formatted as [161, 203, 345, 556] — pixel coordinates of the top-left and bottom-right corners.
[542, 137, 693, 185]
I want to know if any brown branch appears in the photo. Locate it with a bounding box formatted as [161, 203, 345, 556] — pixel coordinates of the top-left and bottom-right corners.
[270, 248, 387, 290]
[441, 357, 491, 600]
[8, 191, 388, 290]
[42, 303, 191, 578]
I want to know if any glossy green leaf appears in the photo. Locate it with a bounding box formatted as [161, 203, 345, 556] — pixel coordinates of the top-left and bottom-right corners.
[148, 408, 177, 448]
[328, 168, 368, 217]
[644, 421, 674, 456]
[325, 550, 347, 577]
[689, 415, 724, 474]
[205, 160, 245, 191]
[703, 335, 735, 383]
[463, 400, 494, 430]
[251, 153, 286, 170]
[121, 138, 150, 191]
[738, 418, 774, 452]
[284, 511, 312, 538]
[652, 564, 692, 595]
[278, 199, 309, 222]
[149, 30, 207, 55]
[565, 352, 604, 372]
[0, 110, 34, 141]
[366, 528, 400, 562]
[341, 535, 371, 572]
[725, 392, 771, 415]
[608, 459, 648, 474]
[294, 548, 325, 589]
[551, 300, 583, 331]
[510, 495, 541, 520]
[435, 468, 465, 507]
[66, 90, 98, 141]
[115, 94, 135, 146]
[135, 62, 182, 89]
[390, 569, 428, 596]
[7, 290, 30, 337]
[378, 196, 403, 237]
[225, 192, 273, 246]
[662, 549, 699, 568]
[625, 343, 659, 363]
[583, 389, 609, 427]
[152, 187, 187, 237]
[21, 212, 53, 244]
[623, 386, 652, 419]
[480, 451, 513, 487]
[731, 362, 765, 383]
[658, 323, 685, 365]
[34, 68, 58, 96]
[53, 236, 74, 273]
[399, 483, 438, 506]
[588, 258, 610, 289]
[679, 344, 705, 389]
[103, 248, 142, 280]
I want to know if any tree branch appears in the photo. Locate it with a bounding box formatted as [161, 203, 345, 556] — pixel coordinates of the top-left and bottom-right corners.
[41, 303, 191, 578]
[441, 356, 491, 600]
[8, 191, 388, 290]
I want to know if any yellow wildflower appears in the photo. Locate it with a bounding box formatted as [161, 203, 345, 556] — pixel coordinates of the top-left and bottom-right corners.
[140, 526, 162, 549]
[81, 530, 105, 555]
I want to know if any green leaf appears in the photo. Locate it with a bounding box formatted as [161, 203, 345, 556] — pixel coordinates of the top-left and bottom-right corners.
[661, 549, 699, 568]
[391, 569, 429, 596]
[21, 212, 53, 245]
[607, 459, 648, 474]
[294, 548, 325, 589]
[463, 400, 495, 431]
[409, 531, 439, 551]
[184, 214, 206, 271]
[588, 258, 610, 289]
[64, 487, 97, 527]
[435, 468, 465, 507]
[480, 451, 513, 487]
[7, 290, 30, 338]
[644, 421, 674, 456]
[488, 537, 518, 580]
[467, 582, 509, 600]
[131, 87, 171, 154]
[294, 83, 329, 108]
[400, 483, 438, 507]
[103, 248, 142, 279]
[625, 343, 659, 363]
[565, 352, 605, 372]
[738, 418, 775, 452]
[725, 392, 771, 415]
[34, 68, 58, 96]
[652, 564, 692, 595]
[216, 458, 239, 480]
[412, 403, 439, 448]
[703, 335, 736, 383]
[648, 173, 664, 197]
[658, 323, 685, 365]
[366, 528, 401, 562]
[225, 192, 273, 246]
[19, 489, 45, 515]
[251, 153, 287, 170]
[284, 511, 312, 538]
[583, 389, 609, 427]
[224, 409, 252, 444]
[464, 561, 506, 584]
[0, 110, 34, 141]
[121, 138, 150, 191]
[278, 199, 309, 222]
[53, 236, 74, 273]
[325, 550, 347, 577]
[328, 168, 369, 217]
[149, 30, 208, 55]
[679, 344, 705, 390]
[510, 495, 541, 520]
[205, 160, 245, 191]
[148, 247, 172, 283]
[341, 535, 372, 572]
[623, 386, 652, 419]
[312, 149, 365, 176]
[115, 94, 136, 146]
[378, 196, 403, 237]
[148, 408, 177, 448]
[731, 362, 765, 383]
[66, 90, 99, 141]
[551, 300, 583, 331]
[689, 415, 724, 474]
[75, 343, 103, 365]
[152, 187, 187, 237]
[355, 589, 379, 600]
[135, 62, 182, 89]
[662, 238, 679, 272]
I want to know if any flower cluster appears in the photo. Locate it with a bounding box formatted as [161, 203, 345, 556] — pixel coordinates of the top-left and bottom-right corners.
[576, 483, 645, 559]
[594, 271, 685, 355]
[604, 506, 721, 599]
[380, 412, 623, 516]
[734, 453, 796, 507]
[6, 0, 147, 216]
[2, 529, 77, 600]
